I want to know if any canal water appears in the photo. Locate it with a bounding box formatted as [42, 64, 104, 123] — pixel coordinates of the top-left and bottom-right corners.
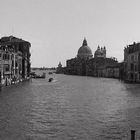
[0, 74, 140, 140]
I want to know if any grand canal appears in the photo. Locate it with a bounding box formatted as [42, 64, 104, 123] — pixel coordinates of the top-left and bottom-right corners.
[1, 73, 140, 140]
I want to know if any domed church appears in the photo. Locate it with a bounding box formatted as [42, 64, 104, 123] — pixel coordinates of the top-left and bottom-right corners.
[77, 38, 93, 59]
[66, 38, 118, 76]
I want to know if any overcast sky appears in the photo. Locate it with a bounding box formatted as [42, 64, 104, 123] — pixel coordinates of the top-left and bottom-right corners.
[0, 0, 140, 67]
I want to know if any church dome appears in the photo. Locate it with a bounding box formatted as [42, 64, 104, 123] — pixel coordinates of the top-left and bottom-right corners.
[94, 46, 106, 58]
[77, 38, 93, 59]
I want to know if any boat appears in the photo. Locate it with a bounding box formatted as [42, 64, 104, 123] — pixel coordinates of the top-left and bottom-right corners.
[31, 72, 46, 79]
[48, 78, 53, 82]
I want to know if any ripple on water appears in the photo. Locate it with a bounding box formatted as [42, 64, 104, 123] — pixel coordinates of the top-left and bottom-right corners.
[1, 75, 140, 139]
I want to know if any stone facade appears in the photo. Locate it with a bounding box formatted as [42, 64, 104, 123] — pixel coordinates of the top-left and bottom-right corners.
[66, 39, 119, 78]
[67, 58, 88, 75]
[124, 42, 140, 82]
[97, 63, 122, 78]
[86, 57, 118, 77]
[0, 36, 31, 86]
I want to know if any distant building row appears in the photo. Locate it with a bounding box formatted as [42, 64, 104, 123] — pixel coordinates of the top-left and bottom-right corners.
[57, 39, 140, 83]
[0, 36, 31, 86]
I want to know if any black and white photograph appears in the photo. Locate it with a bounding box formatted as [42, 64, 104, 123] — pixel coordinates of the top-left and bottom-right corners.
[0, 0, 140, 139]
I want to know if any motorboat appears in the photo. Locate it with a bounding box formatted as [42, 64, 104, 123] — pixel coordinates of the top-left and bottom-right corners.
[48, 78, 53, 82]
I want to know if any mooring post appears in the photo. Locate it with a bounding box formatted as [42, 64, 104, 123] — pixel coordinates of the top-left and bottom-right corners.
[0, 72, 1, 91]
[131, 130, 135, 140]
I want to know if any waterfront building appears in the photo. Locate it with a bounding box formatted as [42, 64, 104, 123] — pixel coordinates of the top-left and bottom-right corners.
[86, 57, 118, 77]
[104, 63, 120, 78]
[66, 38, 93, 75]
[56, 62, 64, 74]
[66, 38, 118, 77]
[0, 36, 31, 86]
[124, 42, 140, 82]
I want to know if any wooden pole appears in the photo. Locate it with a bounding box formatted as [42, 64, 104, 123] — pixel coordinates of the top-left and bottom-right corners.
[131, 130, 135, 140]
[0, 72, 1, 91]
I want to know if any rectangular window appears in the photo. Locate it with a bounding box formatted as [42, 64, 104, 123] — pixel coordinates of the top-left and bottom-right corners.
[135, 65, 138, 71]
[131, 55, 134, 61]
[7, 54, 9, 60]
[130, 63, 134, 71]
[134, 55, 137, 61]
[3, 54, 5, 60]
[3, 54, 10, 60]
[4, 64, 10, 72]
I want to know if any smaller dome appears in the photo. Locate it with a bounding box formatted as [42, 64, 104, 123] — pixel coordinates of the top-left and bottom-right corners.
[95, 50, 102, 55]
[94, 45, 106, 58]
[77, 38, 93, 59]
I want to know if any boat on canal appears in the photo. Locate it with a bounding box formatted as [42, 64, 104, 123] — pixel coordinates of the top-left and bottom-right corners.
[48, 77, 54, 82]
[30, 72, 46, 79]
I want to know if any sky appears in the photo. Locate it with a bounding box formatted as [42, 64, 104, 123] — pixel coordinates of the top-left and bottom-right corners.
[0, 0, 140, 67]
